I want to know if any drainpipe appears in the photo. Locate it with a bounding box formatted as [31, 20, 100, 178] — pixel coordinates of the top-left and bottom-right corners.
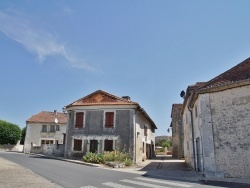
[133, 109, 136, 164]
[188, 106, 197, 171]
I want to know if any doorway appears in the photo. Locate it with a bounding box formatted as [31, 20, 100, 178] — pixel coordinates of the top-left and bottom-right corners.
[90, 140, 98, 153]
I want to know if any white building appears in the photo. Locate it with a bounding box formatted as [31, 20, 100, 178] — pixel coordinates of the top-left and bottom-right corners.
[24, 111, 67, 153]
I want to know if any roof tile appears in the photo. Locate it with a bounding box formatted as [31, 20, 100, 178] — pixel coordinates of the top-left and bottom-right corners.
[26, 111, 67, 124]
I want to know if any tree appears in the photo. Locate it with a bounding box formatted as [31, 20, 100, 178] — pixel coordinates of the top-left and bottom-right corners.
[20, 127, 26, 145]
[0, 120, 21, 145]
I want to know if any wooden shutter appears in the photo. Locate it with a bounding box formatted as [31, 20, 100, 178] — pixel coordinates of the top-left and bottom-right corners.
[75, 112, 84, 128]
[104, 140, 113, 151]
[144, 125, 148, 136]
[73, 139, 82, 151]
[105, 112, 114, 128]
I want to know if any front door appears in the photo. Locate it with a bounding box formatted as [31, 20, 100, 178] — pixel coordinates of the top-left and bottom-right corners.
[146, 144, 151, 159]
[90, 140, 98, 153]
[196, 137, 202, 171]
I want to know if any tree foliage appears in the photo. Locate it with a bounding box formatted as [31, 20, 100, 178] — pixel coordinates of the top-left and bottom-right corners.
[20, 127, 26, 145]
[158, 139, 172, 148]
[0, 120, 21, 145]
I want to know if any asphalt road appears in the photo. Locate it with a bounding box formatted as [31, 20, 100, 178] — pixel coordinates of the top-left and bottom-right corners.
[0, 152, 227, 188]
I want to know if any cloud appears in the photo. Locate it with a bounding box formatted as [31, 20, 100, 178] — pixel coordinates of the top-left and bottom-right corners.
[0, 11, 94, 71]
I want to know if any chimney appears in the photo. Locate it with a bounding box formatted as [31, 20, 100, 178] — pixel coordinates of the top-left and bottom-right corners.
[122, 96, 130, 101]
[54, 110, 57, 116]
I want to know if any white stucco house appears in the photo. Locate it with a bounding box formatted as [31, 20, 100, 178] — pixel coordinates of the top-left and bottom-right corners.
[182, 58, 250, 178]
[24, 111, 67, 153]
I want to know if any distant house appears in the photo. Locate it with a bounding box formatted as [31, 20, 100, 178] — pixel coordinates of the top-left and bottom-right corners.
[182, 58, 250, 178]
[170, 104, 184, 159]
[64, 90, 157, 163]
[24, 111, 67, 153]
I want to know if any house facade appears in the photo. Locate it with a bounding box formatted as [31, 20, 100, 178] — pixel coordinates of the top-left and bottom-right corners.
[24, 111, 67, 153]
[182, 58, 250, 178]
[64, 90, 157, 163]
[170, 104, 184, 159]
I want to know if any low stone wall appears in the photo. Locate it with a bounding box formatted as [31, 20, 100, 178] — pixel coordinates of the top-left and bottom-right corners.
[31, 144, 65, 157]
[0, 141, 24, 152]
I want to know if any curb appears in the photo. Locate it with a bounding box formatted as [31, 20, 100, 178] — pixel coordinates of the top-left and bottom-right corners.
[200, 179, 250, 188]
[27, 153, 100, 168]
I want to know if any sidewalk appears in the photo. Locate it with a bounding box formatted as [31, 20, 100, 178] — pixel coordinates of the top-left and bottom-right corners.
[0, 157, 61, 188]
[29, 153, 250, 187]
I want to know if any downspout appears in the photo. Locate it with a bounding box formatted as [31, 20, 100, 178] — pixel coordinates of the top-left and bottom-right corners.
[188, 107, 196, 171]
[188, 92, 197, 171]
[133, 109, 136, 164]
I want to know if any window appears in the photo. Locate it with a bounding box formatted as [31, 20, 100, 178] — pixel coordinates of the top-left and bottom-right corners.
[105, 112, 114, 128]
[73, 139, 82, 151]
[143, 142, 145, 153]
[104, 140, 113, 151]
[42, 125, 47, 132]
[56, 125, 60, 131]
[144, 125, 148, 137]
[41, 140, 53, 145]
[195, 105, 198, 117]
[75, 112, 84, 128]
[50, 125, 55, 132]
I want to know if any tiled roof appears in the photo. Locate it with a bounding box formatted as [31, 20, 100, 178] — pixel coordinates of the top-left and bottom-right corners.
[172, 104, 183, 109]
[66, 90, 138, 107]
[197, 57, 250, 90]
[26, 111, 67, 124]
[66, 90, 157, 129]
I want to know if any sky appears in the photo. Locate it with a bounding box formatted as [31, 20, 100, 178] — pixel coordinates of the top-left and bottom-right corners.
[1, 1, 250, 136]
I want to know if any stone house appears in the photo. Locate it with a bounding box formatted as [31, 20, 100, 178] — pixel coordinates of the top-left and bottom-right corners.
[24, 111, 67, 153]
[170, 104, 184, 159]
[182, 58, 250, 178]
[64, 90, 157, 163]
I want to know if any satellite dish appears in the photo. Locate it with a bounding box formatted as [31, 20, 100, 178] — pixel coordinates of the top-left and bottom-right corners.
[180, 90, 185, 98]
[55, 118, 58, 124]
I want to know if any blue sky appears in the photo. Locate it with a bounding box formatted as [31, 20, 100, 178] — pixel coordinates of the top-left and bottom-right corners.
[1, 1, 250, 136]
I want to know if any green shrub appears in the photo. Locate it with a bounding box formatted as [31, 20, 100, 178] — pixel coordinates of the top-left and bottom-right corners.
[0, 120, 21, 145]
[83, 152, 104, 164]
[83, 150, 133, 166]
[123, 158, 133, 166]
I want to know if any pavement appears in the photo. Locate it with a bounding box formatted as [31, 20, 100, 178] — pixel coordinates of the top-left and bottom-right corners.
[1, 152, 250, 188]
[0, 156, 61, 188]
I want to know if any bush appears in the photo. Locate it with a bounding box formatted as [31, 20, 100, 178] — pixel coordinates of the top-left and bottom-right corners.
[83, 152, 104, 164]
[0, 120, 21, 145]
[83, 150, 133, 166]
[20, 127, 26, 145]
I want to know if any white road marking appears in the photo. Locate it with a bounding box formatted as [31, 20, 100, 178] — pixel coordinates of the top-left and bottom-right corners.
[135, 177, 193, 187]
[103, 182, 134, 188]
[120, 179, 170, 188]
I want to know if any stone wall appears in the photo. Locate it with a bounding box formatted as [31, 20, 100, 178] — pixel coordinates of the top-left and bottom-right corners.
[31, 144, 65, 157]
[210, 85, 250, 178]
[171, 105, 184, 159]
[0, 141, 23, 152]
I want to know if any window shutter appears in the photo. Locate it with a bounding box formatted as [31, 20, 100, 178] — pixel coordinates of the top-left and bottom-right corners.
[74, 139, 82, 151]
[75, 112, 84, 128]
[105, 112, 114, 128]
[144, 125, 148, 136]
